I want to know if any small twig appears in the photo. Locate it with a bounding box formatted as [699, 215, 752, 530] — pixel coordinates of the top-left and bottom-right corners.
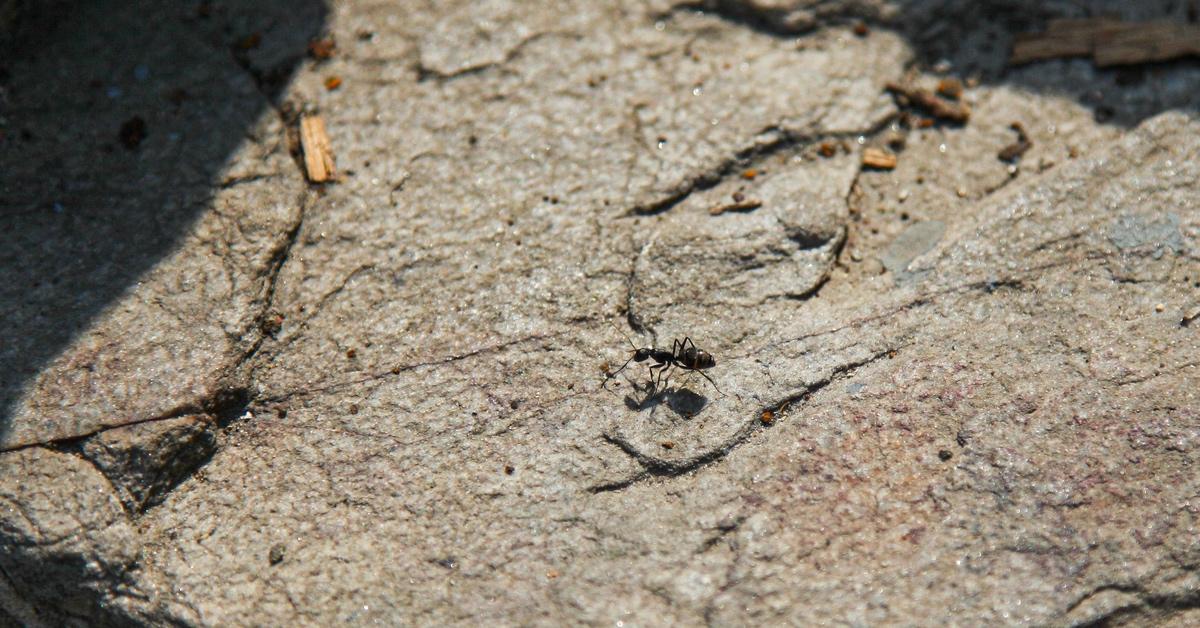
[708, 198, 763, 216]
[885, 82, 970, 124]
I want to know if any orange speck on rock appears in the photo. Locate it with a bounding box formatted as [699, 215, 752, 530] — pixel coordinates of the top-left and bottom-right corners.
[308, 38, 337, 60]
[236, 32, 262, 51]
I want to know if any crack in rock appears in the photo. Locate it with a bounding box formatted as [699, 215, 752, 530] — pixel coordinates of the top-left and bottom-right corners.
[739, 268, 1052, 361]
[257, 332, 562, 406]
[662, 0, 889, 37]
[624, 235, 659, 341]
[230, 191, 312, 376]
[589, 346, 897, 493]
[416, 31, 574, 82]
[0, 386, 252, 456]
[627, 120, 895, 217]
[1066, 581, 1200, 626]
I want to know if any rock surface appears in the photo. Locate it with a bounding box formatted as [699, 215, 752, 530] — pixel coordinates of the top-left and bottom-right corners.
[2, 0, 1198, 625]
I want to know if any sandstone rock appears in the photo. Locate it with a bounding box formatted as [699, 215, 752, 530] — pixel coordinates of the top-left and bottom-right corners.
[2, 0, 1198, 625]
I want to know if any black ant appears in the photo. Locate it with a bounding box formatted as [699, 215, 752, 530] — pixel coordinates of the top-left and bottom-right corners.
[604, 322, 722, 395]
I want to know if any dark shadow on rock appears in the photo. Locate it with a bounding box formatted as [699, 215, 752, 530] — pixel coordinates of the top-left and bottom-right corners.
[0, 0, 328, 442]
[624, 385, 708, 417]
[682, 0, 1200, 127]
[891, 0, 1200, 127]
[624, 386, 667, 412]
[665, 387, 708, 417]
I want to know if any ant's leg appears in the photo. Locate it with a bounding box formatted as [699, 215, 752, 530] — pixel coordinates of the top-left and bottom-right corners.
[697, 369, 724, 395]
[647, 361, 663, 389]
[661, 362, 678, 390]
[647, 362, 666, 390]
[658, 363, 676, 390]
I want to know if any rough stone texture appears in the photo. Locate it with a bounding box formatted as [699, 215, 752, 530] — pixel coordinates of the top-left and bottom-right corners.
[79, 415, 218, 514]
[0, 447, 149, 624]
[2, 0, 1199, 625]
[0, 0, 321, 449]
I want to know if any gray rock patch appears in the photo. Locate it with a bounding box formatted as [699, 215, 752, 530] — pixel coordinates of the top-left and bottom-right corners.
[880, 220, 945, 278]
[1107, 212, 1184, 258]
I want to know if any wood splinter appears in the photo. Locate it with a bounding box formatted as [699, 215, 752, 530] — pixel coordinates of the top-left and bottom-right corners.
[709, 198, 763, 215]
[998, 121, 1032, 163]
[1011, 18, 1200, 67]
[885, 82, 971, 124]
[300, 114, 337, 183]
[862, 147, 897, 170]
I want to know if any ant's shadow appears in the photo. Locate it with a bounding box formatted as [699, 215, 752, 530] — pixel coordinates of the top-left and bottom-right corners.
[624, 385, 708, 418]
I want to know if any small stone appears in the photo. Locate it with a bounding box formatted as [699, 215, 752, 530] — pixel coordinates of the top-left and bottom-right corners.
[936, 77, 963, 100]
[119, 116, 147, 150]
[308, 38, 337, 60]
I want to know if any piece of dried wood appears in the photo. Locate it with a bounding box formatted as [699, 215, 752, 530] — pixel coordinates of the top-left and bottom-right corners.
[885, 82, 971, 123]
[300, 115, 336, 183]
[862, 147, 897, 170]
[936, 77, 964, 100]
[708, 198, 762, 215]
[997, 121, 1032, 163]
[1011, 18, 1200, 67]
[1095, 20, 1200, 66]
[1010, 18, 1117, 63]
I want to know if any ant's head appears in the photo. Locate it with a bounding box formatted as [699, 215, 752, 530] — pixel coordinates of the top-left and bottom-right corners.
[694, 350, 716, 369]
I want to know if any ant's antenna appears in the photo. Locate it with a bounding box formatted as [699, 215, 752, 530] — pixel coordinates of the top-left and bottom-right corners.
[608, 319, 640, 352]
[603, 319, 644, 390]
